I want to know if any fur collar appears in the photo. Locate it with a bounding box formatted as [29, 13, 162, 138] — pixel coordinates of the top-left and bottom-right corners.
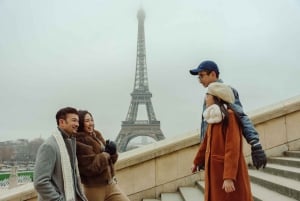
[203, 104, 224, 124]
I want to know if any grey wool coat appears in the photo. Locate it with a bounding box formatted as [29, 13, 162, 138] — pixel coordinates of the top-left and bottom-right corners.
[33, 130, 87, 201]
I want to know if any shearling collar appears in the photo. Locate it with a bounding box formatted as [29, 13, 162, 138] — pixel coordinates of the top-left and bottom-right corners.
[203, 104, 224, 124]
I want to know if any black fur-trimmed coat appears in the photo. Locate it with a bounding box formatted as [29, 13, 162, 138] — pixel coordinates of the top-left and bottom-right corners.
[76, 130, 118, 187]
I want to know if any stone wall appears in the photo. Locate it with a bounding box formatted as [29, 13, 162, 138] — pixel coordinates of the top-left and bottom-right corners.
[116, 95, 300, 200]
[1, 95, 300, 201]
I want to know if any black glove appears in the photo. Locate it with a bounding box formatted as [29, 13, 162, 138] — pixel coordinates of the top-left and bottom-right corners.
[192, 164, 204, 173]
[105, 140, 117, 155]
[197, 164, 205, 171]
[251, 144, 267, 169]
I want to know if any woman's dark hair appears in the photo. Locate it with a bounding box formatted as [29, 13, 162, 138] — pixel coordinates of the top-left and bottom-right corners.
[55, 107, 78, 125]
[77, 110, 93, 132]
[212, 96, 242, 135]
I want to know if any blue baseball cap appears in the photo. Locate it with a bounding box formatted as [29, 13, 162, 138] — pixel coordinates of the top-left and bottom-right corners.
[189, 60, 219, 75]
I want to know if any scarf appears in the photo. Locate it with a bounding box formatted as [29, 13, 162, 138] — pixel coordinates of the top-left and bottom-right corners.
[53, 131, 76, 201]
[203, 104, 224, 124]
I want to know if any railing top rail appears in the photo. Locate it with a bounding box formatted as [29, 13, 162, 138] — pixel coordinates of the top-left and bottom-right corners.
[248, 95, 300, 124]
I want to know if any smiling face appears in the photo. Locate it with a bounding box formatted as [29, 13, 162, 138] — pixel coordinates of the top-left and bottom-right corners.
[83, 113, 94, 134]
[59, 113, 79, 135]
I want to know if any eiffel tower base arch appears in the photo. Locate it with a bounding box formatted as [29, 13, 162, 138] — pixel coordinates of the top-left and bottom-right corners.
[116, 121, 165, 152]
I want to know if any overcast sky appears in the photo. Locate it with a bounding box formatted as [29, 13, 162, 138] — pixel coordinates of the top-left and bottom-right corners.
[1, 0, 300, 142]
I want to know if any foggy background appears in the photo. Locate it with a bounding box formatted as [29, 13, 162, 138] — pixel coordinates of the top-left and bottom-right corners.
[1, 0, 300, 142]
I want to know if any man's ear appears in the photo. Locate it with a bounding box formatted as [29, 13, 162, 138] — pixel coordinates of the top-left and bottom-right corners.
[58, 118, 65, 126]
[211, 71, 217, 77]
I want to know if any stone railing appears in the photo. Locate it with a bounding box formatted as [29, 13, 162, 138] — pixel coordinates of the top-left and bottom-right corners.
[1, 95, 300, 201]
[116, 95, 300, 201]
[244, 94, 300, 161]
[115, 131, 203, 201]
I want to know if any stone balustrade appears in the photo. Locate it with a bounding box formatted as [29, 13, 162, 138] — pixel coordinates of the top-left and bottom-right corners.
[1, 95, 300, 201]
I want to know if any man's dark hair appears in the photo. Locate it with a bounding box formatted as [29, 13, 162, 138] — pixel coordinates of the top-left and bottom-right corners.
[204, 70, 219, 78]
[55, 107, 79, 125]
[77, 110, 93, 132]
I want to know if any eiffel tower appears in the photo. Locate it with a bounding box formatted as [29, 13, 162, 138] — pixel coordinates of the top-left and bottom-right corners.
[115, 8, 165, 152]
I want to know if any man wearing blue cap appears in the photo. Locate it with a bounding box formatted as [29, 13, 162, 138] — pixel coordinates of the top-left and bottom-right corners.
[189, 60, 267, 170]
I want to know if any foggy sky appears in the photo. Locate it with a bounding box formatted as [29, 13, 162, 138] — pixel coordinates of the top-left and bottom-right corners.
[1, 0, 300, 142]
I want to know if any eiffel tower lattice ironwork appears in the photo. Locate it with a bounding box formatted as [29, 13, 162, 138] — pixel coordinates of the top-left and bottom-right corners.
[115, 8, 165, 152]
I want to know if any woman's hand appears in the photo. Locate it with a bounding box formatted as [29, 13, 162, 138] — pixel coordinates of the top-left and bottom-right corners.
[102, 152, 111, 160]
[222, 179, 235, 193]
[191, 164, 198, 173]
[191, 164, 204, 173]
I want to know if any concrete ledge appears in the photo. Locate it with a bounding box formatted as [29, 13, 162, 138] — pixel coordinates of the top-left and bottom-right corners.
[0, 183, 36, 201]
[2, 95, 300, 201]
[117, 95, 300, 171]
[248, 95, 300, 125]
[114, 95, 300, 200]
[116, 131, 200, 170]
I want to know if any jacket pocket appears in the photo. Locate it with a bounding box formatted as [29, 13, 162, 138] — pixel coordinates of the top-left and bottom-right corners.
[211, 154, 224, 162]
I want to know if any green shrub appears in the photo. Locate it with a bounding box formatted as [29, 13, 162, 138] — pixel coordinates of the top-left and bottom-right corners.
[0, 171, 33, 181]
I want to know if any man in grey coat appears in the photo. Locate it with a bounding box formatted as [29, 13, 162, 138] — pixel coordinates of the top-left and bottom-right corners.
[34, 107, 87, 201]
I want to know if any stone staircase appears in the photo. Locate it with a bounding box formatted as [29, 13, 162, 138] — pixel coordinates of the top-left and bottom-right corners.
[142, 150, 300, 201]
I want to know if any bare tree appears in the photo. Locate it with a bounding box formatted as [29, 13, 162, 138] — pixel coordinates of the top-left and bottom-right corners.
[0, 146, 15, 162]
[28, 138, 44, 161]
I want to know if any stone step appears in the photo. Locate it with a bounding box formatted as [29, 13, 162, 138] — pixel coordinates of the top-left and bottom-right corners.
[143, 150, 300, 201]
[284, 151, 300, 158]
[251, 183, 298, 201]
[161, 192, 183, 201]
[268, 156, 300, 168]
[261, 163, 300, 181]
[179, 186, 204, 201]
[195, 180, 204, 193]
[196, 177, 300, 201]
[249, 169, 300, 200]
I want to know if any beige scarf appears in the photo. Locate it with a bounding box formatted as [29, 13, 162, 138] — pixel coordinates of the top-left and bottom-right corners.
[53, 132, 77, 201]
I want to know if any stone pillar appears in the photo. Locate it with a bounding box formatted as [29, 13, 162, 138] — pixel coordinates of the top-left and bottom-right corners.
[8, 166, 18, 189]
